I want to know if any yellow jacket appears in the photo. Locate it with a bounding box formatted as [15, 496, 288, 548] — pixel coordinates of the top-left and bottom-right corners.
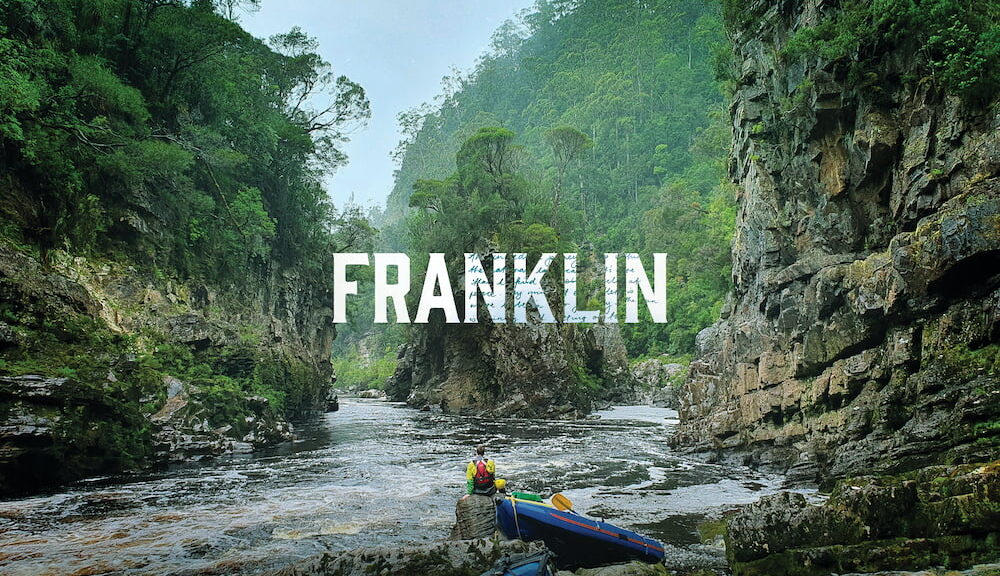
[466, 458, 496, 495]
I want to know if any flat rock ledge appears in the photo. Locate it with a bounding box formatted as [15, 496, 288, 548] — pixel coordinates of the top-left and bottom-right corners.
[726, 462, 1000, 576]
[268, 536, 677, 576]
[269, 538, 542, 576]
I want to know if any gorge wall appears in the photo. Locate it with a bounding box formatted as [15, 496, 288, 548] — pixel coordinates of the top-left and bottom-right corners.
[675, 0, 1000, 481]
[0, 244, 336, 495]
[0, 0, 360, 496]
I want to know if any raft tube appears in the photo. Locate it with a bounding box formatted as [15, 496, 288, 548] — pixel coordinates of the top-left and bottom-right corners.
[495, 496, 665, 569]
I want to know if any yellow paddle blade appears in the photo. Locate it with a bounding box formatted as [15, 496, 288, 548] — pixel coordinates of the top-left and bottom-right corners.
[551, 492, 573, 511]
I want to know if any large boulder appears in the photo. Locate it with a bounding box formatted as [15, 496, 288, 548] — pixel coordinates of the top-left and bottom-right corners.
[387, 313, 633, 419]
[150, 376, 293, 463]
[628, 358, 685, 408]
[451, 495, 498, 540]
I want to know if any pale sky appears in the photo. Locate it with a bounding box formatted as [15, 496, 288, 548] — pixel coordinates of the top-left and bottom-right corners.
[243, 0, 537, 210]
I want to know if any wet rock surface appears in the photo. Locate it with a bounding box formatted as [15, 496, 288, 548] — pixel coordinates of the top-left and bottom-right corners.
[269, 540, 708, 576]
[0, 375, 79, 493]
[0, 372, 293, 494]
[267, 538, 542, 576]
[557, 562, 671, 576]
[725, 462, 1000, 576]
[356, 388, 388, 400]
[628, 357, 685, 408]
[151, 376, 293, 462]
[388, 310, 634, 419]
[451, 494, 498, 540]
[674, 0, 1000, 481]
[0, 242, 334, 496]
[268, 536, 711, 576]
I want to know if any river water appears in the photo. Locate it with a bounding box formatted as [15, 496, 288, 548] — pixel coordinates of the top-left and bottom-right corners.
[0, 399, 798, 575]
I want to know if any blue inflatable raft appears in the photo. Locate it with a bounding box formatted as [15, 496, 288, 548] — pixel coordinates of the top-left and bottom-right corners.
[495, 496, 665, 569]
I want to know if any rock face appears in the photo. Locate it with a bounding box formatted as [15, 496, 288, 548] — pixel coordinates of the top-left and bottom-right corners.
[725, 462, 1000, 575]
[628, 358, 685, 408]
[451, 494, 498, 540]
[557, 563, 669, 576]
[388, 312, 633, 419]
[270, 538, 541, 576]
[0, 376, 83, 493]
[674, 0, 1000, 480]
[0, 244, 335, 495]
[150, 376, 294, 462]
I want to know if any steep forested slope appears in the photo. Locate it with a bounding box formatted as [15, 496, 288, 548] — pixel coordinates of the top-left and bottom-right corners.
[353, 0, 745, 414]
[0, 0, 370, 494]
[378, 0, 736, 359]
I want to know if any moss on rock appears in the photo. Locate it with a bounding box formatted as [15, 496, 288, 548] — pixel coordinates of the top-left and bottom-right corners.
[727, 462, 1000, 576]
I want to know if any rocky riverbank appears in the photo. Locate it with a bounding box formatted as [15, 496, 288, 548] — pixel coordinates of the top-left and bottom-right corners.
[626, 357, 686, 409]
[267, 496, 686, 576]
[668, 1, 1000, 574]
[267, 538, 678, 576]
[725, 461, 1000, 576]
[235, 459, 1000, 576]
[0, 243, 336, 496]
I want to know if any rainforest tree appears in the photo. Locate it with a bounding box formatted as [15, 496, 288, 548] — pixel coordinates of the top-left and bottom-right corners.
[381, 0, 733, 357]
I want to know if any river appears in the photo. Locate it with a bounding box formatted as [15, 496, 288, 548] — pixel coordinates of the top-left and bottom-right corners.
[0, 399, 801, 575]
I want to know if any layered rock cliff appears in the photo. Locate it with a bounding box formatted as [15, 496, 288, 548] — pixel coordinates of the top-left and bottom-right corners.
[0, 244, 335, 495]
[389, 318, 633, 418]
[725, 461, 1000, 575]
[387, 287, 633, 419]
[675, 0, 1000, 481]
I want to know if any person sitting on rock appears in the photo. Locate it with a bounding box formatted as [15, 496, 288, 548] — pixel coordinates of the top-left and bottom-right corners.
[464, 444, 496, 497]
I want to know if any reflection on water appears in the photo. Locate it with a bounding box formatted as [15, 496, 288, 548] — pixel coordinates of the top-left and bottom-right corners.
[0, 400, 798, 575]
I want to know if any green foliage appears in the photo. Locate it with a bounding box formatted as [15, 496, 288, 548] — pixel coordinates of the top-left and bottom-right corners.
[572, 364, 603, 391]
[782, 0, 1000, 105]
[69, 54, 150, 126]
[500, 222, 563, 257]
[938, 342, 1000, 379]
[697, 518, 728, 544]
[0, 1, 374, 485]
[332, 348, 397, 390]
[719, 0, 769, 32]
[382, 0, 732, 357]
[408, 126, 538, 258]
[0, 34, 41, 142]
[0, 0, 371, 281]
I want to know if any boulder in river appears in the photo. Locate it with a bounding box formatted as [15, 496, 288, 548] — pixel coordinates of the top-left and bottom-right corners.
[450, 494, 498, 540]
[386, 295, 635, 419]
[151, 375, 293, 463]
[357, 388, 388, 400]
[627, 357, 685, 408]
